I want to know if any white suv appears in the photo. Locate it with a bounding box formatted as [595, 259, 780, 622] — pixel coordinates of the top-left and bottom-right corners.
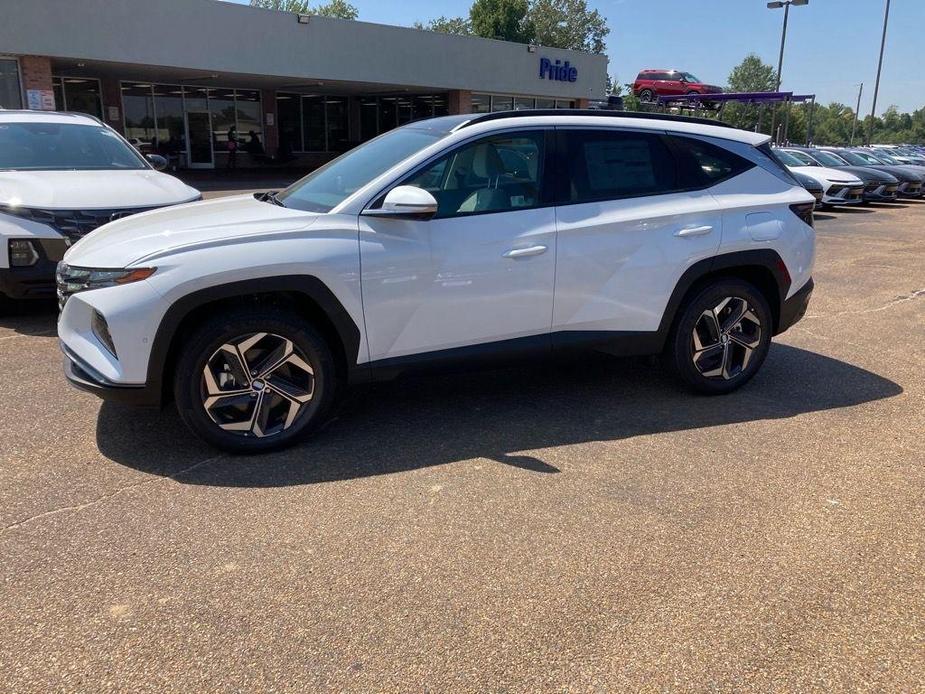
[0, 111, 199, 305]
[57, 111, 816, 452]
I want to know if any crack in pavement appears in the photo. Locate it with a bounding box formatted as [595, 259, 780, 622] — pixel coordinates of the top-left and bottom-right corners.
[0, 454, 225, 536]
[804, 288, 924, 320]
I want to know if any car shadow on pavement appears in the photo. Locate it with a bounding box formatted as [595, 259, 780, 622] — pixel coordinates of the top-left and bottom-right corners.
[0, 300, 58, 336]
[96, 344, 903, 487]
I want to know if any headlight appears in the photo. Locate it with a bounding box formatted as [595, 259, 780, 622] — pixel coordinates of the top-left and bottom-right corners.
[56, 263, 156, 309]
[9, 239, 39, 267]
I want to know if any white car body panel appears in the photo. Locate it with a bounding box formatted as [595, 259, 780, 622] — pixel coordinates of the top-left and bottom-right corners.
[0, 170, 198, 211]
[360, 207, 556, 361]
[553, 189, 722, 333]
[710, 168, 815, 298]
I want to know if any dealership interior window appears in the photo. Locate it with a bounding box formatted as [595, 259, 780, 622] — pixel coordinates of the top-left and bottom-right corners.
[122, 83, 156, 148]
[151, 84, 184, 156]
[52, 77, 102, 118]
[276, 93, 303, 154]
[326, 97, 349, 152]
[234, 89, 263, 152]
[471, 94, 490, 114]
[359, 96, 378, 142]
[209, 88, 236, 151]
[535, 98, 555, 109]
[0, 59, 22, 109]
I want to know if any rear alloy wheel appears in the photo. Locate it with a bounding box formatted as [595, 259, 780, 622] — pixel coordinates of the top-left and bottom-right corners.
[175, 309, 335, 452]
[667, 280, 772, 394]
[639, 88, 655, 103]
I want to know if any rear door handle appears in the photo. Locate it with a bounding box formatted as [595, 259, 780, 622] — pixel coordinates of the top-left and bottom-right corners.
[675, 225, 713, 238]
[503, 245, 548, 258]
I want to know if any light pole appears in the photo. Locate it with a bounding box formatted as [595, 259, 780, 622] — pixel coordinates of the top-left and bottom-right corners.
[767, 0, 808, 144]
[850, 82, 863, 145]
[867, 0, 891, 145]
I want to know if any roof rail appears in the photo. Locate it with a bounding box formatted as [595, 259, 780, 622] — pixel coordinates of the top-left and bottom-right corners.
[454, 108, 735, 131]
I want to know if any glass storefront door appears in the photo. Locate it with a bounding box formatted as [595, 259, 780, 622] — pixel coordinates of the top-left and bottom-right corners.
[186, 111, 214, 168]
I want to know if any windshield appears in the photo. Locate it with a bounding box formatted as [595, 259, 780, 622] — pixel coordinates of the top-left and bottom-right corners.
[812, 150, 849, 167]
[784, 150, 816, 166]
[838, 151, 878, 166]
[774, 149, 804, 167]
[279, 127, 444, 213]
[0, 122, 148, 171]
[875, 152, 899, 164]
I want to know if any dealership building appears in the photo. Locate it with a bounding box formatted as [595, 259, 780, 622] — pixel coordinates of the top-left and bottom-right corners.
[0, 0, 608, 169]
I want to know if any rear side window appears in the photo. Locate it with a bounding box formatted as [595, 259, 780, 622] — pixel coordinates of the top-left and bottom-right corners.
[561, 130, 678, 203]
[668, 136, 755, 187]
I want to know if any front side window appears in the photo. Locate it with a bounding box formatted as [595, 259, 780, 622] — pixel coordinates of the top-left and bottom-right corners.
[562, 129, 678, 203]
[0, 122, 147, 171]
[402, 131, 546, 218]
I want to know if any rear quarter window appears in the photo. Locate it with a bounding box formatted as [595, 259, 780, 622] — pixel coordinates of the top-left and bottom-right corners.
[668, 136, 756, 188]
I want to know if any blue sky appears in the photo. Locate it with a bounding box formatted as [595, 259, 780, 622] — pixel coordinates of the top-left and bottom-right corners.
[231, 0, 923, 114]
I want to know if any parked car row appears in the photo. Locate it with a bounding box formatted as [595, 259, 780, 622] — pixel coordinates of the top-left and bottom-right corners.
[776, 145, 924, 207]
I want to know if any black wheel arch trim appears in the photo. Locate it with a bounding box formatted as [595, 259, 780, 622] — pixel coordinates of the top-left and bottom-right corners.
[145, 275, 363, 406]
[656, 249, 792, 345]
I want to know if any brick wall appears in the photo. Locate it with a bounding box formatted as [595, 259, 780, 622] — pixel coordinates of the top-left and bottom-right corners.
[18, 55, 54, 109]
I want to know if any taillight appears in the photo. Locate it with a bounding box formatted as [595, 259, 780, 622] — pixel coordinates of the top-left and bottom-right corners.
[789, 202, 814, 228]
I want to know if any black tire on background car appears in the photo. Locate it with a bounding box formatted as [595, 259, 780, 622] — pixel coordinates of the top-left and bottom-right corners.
[174, 307, 336, 453]
[665, 279, 772, 395]
[639, 88, 655, 103]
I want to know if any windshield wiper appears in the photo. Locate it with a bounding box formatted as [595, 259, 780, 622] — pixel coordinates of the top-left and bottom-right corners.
[258, 190, 285, 207]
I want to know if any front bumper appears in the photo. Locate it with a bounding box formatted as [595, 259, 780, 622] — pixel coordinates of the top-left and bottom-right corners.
[62, 344, 161, 407]
[0, 238, 68, 299]
[777, 278, 814, 334]
[897, 181, 923, 197]
[863, 183, 899, 201]
[822, 184, 864, 206]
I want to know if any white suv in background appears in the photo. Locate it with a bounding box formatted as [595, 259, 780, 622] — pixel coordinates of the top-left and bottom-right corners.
[0, 111, 199, 305]
[58, 111, 816, 452]
[772, 147, 865, 207]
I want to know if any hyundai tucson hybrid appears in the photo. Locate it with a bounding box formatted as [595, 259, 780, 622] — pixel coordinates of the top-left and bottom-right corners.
[58, 111, 816, 452]
[0, 111, 200, 305]
[780, 148, 899, 202]
[772, 148, 864, 206]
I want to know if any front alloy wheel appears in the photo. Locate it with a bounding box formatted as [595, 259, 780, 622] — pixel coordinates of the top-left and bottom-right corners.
[175, 308, 335, 452]
[202, 332, 315, 438]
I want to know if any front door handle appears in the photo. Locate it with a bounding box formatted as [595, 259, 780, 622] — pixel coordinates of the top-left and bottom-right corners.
[503, 245, 548, 258]
[675, 225, 713, 238]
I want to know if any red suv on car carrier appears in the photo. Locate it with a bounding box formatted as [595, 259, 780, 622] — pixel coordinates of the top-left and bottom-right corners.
[633, 69, 723, 103]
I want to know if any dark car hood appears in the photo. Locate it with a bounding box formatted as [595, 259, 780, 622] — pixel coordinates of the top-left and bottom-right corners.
[830, 166, 898, 183]
[862, 165, 923, 182]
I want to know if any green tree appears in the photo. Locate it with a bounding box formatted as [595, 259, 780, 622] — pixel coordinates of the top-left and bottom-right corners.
[723, 53, 778, 132]
[415, 0, 609, 53]
[528, 0, 608, 53]
[249, 0, 358, 19]
[413, 16, 472, 34]
[470, 0, 534, 43]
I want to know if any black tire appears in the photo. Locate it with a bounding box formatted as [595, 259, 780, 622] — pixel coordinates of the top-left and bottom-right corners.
[639, 88, 655, 103]
[173, 307, 336, 453]
[665, 279, 772, 395]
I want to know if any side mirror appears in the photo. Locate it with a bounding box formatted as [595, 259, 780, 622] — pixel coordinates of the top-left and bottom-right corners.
[146, 154, 168, 171]
[363, 185, 438, 220]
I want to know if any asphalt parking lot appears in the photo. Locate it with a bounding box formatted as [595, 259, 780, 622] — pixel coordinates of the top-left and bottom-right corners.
[1, 198, 923, 692]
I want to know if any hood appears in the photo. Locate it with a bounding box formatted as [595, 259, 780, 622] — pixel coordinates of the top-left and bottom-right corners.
[862, 165, 923, 183]
[790, 165, 862, 185]
[829, 165, 898, 184]
[63, 194, 319, 268]
[0, 169, 199, 209]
